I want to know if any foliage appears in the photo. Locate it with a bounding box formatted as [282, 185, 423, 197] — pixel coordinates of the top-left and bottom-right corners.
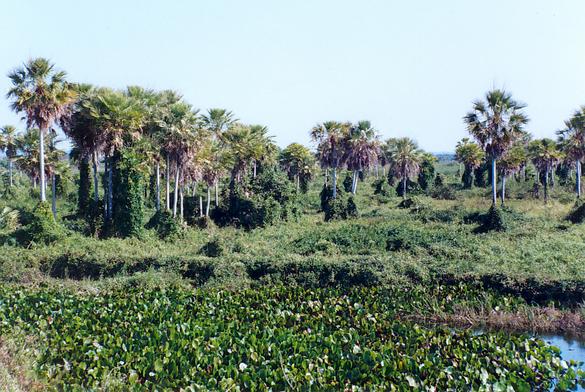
[0, 206, 19, 230]
[319, 185, 359, 221]
[146, 210, 182, 239]
[15, 202, 64, 245]
[0, 285, 582, 390]
[111, 150, 145, 237]
[199, 237, 225, 257]
[475, 205, 507, 233]
[213, 167, 299, 229]
[566, 200, 585, 224]
[417, 153, 436, 190]
[77, 159, 91, 215]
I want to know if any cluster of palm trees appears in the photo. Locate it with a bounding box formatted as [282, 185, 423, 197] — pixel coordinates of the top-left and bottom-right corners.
[4, 58, 284, 223]
[310, 120, 427, 199]
[461, 89, 585, 204]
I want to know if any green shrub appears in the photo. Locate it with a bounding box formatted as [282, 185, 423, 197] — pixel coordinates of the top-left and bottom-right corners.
[566, 200, 585, 224]
[111, 150, 145, 238]
[372, 179, 392, 197]
[146, 210, 182, 239]
[0, 206, 19, 231]
[199, 237, 224, 257]
[320, 185, 359, 221]
[343, 173, 353, 192]
[474, 205, 506, 233]
[213, 167, 298, 229]
[431, 184, 458, 200]
[77, 159, 91, 215]
[395, 179, 421, 197]
[16, 202, 64, 245]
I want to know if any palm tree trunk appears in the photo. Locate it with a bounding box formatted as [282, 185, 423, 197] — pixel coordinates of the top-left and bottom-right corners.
[8, 159, 13, 187]
[576, 160, 581, 198]
[501, 175, 506, 205]
[92, 152, 99, 203]
[180, 186, 184, 221]
[332, 167, 337, 198]
[253, 161, 257, 178]
[166, 155, 170, 211]
[155, 161, 161, 211]
[352, 170, 358, 194]
[550, 169, 555, 189]
[39, 128, 46, 202]
[173, 163, 180, 218]
[206, 186, 211, 216]
[491, 158, 497, 205]
[51, 174, 57, 219]
[324, 168, 328, 185]
[402, 175, 407, 200]
[215, 181, 219, 207]
[544, 165, 549, 204]
[107, 157, 113, 220]
[382, 165, 386, 177]
[199, 195, 203, 217]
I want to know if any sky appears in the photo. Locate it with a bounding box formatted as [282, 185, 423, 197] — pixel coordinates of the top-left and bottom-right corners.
[1, 0, 584, 152]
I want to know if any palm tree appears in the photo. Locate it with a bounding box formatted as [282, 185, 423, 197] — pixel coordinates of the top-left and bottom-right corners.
[498, 143, 527, 204]
[60, 84, 106, 205]
[387, 137, 422, 199]
[279, 143, 315, 191]
[310, 121, 350, 198]
[159, 101, 200, 218]
[6, 58, 76, 202]
[455, 138, 484, 189]
[529, 138, 562, 204]
[346, 121, 379, 194]
[557, 107, 585, 198]
[201, 108, 237, 138]
[84, 89, 144, 219]
[464, 89, 529, 204]
[222, 123, 273, 190]
[0, 125, 19, 187]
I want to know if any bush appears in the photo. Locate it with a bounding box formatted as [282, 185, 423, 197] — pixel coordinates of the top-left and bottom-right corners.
[320, 185, 359, 222]
[16, 202, 64, 245]
[199, 237, 225, 257]
[111, 150, 145, 238]
[474, 205, 506, 233]
[398, 196, 427, 212]
[431, 184, 458, 200]
[395, 179, 421, 197]
[372, 179, 392, 197]
[343, 173, 353, 192]
[213, 167, 299, 229]
[566, 200, 585, 224]
[146, 210, 182, 239]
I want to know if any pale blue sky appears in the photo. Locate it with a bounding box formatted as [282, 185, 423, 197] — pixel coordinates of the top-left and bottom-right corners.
[1, 0, 584, 152]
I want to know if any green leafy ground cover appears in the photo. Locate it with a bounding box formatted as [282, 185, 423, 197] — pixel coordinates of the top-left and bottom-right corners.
[1, 285, 583, 391]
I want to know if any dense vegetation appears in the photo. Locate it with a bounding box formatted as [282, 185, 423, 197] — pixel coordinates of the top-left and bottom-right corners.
[1, 58, 585, 389]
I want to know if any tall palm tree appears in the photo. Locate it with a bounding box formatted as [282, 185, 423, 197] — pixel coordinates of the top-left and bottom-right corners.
[84, 89, 144, 219]
[201, 108, 237, 139]
[464, 89, 529, 204]
[310, 121, 350, 198]
[498, 143, 527, 204]
[529, 138, 562, 204]
[60, 84, 106, 205]
[346, 121, 379, 194]
[557, 107, 585, 198]
[159, 101, 200, 217]
[6, 58, 76, 202]
[387, 137, 422, 199]
[455, 138, 484, 189]
[0, 125, 19, 187]
[279, 143, 315, 191]
[222, 123, 273, 190]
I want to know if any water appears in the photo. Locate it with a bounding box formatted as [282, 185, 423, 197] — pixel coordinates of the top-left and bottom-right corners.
[539, 334, 585, 391]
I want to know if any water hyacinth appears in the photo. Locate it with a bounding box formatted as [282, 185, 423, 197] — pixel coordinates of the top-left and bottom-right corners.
[0, 285, 583, 390]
